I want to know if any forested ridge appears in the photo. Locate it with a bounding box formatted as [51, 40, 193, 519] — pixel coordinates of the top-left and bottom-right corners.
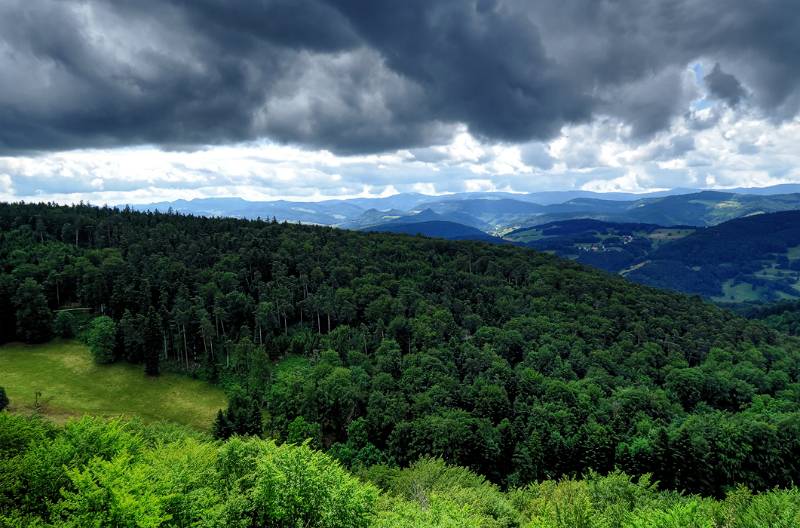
[2, 202, 800, 497]
[627, 210, 800, 299]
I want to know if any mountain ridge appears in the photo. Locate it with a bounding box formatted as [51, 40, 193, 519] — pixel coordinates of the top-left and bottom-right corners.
[131, 185, 800, 233]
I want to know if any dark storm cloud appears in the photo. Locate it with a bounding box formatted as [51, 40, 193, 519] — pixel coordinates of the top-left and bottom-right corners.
[325, 0, 593, 142]
[705, 63, 746, 106]
[0, 0, 799, 155]
[175, 0, 360, 51]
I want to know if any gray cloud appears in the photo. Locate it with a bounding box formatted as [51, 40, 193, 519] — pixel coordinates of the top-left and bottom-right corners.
[650, 134, 696, 161]
[0, 0, 799, 155]
[705, 63, 746, 106]
[326, 0, 593, 143]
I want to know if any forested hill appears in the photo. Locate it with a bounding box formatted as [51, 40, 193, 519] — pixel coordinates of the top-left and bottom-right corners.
[627, 210, 800, 301]
[2, 202, 800, 496]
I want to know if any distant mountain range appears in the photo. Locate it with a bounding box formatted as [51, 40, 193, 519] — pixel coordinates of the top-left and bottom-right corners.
[133, 185, 800, 303]
[133, 184, 800, 235]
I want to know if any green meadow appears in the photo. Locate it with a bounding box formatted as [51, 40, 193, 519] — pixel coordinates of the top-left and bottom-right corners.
[0, 339, 226, 431]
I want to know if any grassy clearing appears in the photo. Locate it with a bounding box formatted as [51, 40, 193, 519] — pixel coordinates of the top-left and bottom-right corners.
[712, 280, 763, 303]
[0, 340, 226, 431]
[647, 228, 695, 242]
[787, 245, 800, 260]
[504, 229, 546, 243]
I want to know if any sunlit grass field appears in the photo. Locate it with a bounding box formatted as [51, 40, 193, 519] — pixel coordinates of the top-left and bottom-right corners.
[0, 339, 226, 430]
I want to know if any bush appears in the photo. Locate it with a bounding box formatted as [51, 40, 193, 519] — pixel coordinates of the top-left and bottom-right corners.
[53, 311, 77, 338]
[85, 316, 117, 364]
[215, 437, 378, 528]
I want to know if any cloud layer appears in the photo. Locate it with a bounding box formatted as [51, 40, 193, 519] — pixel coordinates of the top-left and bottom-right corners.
[0, 0, 799, 201]
[2, 0, 799, 154]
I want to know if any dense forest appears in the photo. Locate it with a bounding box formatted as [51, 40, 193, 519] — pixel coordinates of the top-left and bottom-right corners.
[2, 203, 800, 497]
[2, 414, 799, 527]
[743, 300, 800, 337]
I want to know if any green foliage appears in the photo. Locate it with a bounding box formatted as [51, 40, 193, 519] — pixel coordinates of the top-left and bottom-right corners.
[1, 415, 800, 527]
[55, 452, 173, 527]
[628, 211, 800, 301]
[374, 493, 493, 528]
[286, 416, 322, 449]
[212, 390, 262, 439]
[12, 278, 52, 343]
[53, 311, 77, 338]
[385, 458, 519, 527]
[746, 300, 800, 336]
[85, 316, 117, 364]
[120, 309, 144, 362]
[215, 437, 378, 528]
[329, 418, 389, 469]
[7, 417, 142, 515]
[3, 203, 800, 495]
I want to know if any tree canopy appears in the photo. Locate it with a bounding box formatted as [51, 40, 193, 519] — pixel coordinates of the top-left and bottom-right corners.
[1, 202, 800, 495]
[1, 414, 799, 527]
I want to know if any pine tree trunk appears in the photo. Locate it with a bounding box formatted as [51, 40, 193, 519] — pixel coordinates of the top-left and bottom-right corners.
[183, 325, 188, 368]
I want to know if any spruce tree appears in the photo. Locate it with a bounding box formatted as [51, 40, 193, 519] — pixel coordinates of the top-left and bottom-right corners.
[212, 391, 262, 439]
[212, 409, 231, 439]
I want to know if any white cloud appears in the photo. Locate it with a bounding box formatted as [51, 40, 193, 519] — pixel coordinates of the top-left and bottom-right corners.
[2, 98, 800, 205]
[582, 170, 664, 194]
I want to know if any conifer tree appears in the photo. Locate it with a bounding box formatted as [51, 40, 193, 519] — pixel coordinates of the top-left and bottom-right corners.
[13, 278, 52, 343]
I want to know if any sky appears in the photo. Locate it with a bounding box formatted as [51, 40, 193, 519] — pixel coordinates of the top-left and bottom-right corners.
[1, 0, 799, 204]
